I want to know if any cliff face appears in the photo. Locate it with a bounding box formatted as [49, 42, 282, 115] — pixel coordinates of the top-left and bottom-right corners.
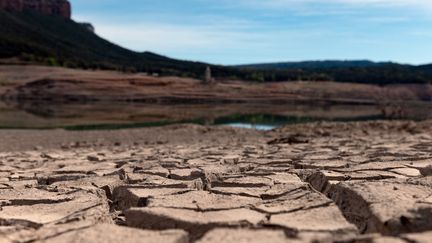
[0, 0, 71, 18]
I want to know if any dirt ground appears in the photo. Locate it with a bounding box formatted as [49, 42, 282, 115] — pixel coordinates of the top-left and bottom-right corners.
[1, 120, 432, 242]
[1, 65, 432, 104]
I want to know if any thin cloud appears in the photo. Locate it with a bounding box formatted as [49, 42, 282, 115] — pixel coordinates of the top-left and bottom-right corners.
[72, 1, 432, 64]
[238, 0, 432, 9]
[230, 0, 432, 18]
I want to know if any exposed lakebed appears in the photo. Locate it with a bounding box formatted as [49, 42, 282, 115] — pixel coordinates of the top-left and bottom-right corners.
[1, 119, 432, 242]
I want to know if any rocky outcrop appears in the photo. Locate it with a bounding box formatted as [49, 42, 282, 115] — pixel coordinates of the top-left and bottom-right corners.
[0, 0, 71, 18]
[80, 22, 95, 33]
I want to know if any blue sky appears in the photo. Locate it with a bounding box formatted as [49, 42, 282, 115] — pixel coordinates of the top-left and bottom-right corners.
[71, 0, 432, 65]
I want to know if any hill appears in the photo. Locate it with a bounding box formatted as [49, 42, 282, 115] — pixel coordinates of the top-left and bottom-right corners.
[0, 9, 431, 84]
[0, 9, 240, 78]
[236, 60, 391, 69]
[417, 64, 432, 74]
[236, 61, 432, 84]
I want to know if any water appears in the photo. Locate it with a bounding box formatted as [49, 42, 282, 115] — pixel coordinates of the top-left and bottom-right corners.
[223, 123, 277, 131]
[0, 101, 431, 130]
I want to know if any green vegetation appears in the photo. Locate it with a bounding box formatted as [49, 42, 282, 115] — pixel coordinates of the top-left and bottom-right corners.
[238, 60, 388, 69]
[236, 61, 432, 84]
[52, 113, 392, 131]
[1, 10, 432, 84]
[213, 114, 316, 126]
[213, 113, 390, 127]
[0, 78, 11, 86]
[0, 10, 231, 78]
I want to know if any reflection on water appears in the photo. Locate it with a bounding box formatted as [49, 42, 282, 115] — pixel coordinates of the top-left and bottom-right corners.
[223, 123, 277, 131]
[0, 100, 431, 130]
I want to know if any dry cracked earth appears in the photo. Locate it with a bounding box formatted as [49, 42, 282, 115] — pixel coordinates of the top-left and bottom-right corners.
[1, 121, 432, 243]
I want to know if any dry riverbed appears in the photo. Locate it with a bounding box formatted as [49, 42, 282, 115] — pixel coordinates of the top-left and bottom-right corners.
[1, 120, 432, 242]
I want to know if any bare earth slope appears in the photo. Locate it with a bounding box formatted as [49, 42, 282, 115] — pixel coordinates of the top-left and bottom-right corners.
[1, 65, 432, 104]
[1, 120, 432, 242]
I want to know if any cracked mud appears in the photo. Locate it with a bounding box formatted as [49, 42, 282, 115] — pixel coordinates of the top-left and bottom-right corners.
[1, 120, 432, 242]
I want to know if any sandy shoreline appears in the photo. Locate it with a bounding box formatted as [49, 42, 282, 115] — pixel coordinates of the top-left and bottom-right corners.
[0, 119, 430, 152]
[1, 120, 432, 242]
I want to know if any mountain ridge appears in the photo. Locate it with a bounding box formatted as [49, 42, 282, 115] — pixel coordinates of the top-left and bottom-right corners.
[0, 0, 70, 18]
[236, 60, 417, 70]
[0, 8, 431, 84]
[0, 9, 233, 78]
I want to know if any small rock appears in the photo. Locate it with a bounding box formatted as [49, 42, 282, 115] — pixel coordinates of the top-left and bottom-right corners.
[87, 155, 101, 162]
[267, 134, 309, 145]
[420, 165, 432, 177]
[190, 178, 204, 191]
[40, 153, 55, 159]
[223, 156, 240, 164]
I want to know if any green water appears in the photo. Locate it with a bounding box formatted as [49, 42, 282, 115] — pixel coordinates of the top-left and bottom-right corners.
[0, 101, 430, 130]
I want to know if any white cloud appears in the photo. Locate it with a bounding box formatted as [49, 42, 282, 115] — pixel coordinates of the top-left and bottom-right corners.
[71, 1, 432, 64]
[226, 0, 432, 17]
[76, 17, 346, 64]
[94, 23, 254, 51]
[238, 0, 432, 9]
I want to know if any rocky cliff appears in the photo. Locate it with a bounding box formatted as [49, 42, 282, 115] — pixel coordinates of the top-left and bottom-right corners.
[0, 0, 71, 18]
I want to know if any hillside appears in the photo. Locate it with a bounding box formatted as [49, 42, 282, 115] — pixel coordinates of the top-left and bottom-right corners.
[0, 9, 238, 78]
[236, 60, 391, 69]
[1, 65, 431, 104]
[0, 9, 432, 84]
[236, 61, 432, 84]
[417, 64, 432, 75]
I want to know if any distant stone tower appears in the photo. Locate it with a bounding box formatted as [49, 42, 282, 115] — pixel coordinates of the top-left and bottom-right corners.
[204, 66, 212, 84]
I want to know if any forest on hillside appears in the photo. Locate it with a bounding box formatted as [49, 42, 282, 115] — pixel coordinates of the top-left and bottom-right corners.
[1, 10, 432, 84]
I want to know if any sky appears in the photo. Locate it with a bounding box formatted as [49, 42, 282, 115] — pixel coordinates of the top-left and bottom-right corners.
[71, 0, 432, 65]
